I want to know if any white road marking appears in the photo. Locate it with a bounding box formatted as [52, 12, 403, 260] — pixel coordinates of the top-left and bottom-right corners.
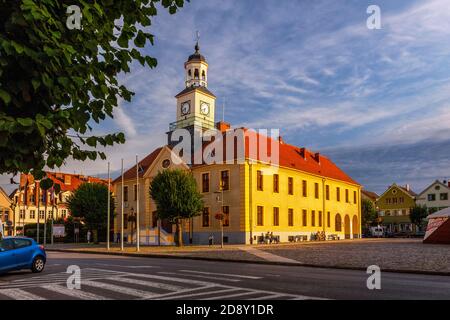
[202, 291, 260, 300]
[93, 263, 158, 269]
[82, 280, 157, 298]
[109, 277, 185, 292]
[179, 270, 262, 279]
[86, 268, 213, 286]
[146, 285, 216, 300]
[251, 293, 285, 300]
[42, 284, 110, 300]
[158, 272, 241, 282]
[0, 288, 46, 300]
[157, 288, 240, 300]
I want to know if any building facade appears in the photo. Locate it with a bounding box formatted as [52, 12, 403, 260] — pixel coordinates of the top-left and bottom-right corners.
[0, 187, 12, 236]
[376, 184, 417, 234]
[11, 172, 108, 235]
[113, 43, 362, 245]
[416, 180, 450, 212]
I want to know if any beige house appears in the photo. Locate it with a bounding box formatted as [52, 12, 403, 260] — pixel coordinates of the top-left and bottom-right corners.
[416, 180, 450, 212]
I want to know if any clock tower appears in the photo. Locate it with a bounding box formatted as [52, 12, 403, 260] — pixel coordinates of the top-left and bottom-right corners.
[169, 42, 216, 134]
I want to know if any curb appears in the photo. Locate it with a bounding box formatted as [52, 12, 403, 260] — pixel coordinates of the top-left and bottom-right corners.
[46, 248, 450, 277]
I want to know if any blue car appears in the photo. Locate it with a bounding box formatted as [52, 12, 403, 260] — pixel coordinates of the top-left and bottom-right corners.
[0, 237, 46, 274]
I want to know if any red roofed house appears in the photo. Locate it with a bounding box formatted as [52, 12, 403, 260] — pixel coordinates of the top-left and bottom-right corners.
[113, 43, 361, 245]
[11, 172, 108, 235]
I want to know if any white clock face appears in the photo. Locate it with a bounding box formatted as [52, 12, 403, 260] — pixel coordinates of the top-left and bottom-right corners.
[200, 102, 210, 115]
[181, 102, 190, 115]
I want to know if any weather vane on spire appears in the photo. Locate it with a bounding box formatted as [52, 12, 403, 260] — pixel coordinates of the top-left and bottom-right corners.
[195, 30, 200, 52]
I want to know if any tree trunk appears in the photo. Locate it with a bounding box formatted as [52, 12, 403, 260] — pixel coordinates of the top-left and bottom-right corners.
[176, 218, 183, 247]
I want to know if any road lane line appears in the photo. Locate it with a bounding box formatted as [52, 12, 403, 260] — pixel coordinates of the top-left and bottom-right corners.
[42, 284, 110, 300]
[0, 288, 46, 300]
[108, 277, 185, 292]
[158, 272, 241, 282]
[157, 288, 240, 300]
[82, 280, 158, 298]
[179, 270, 262, 279]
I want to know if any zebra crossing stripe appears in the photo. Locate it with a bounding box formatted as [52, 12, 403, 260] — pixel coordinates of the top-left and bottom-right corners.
[0, 288, 46, 300]
[251, 293, 285, 300]
[157, 288, 240, 300]
[201, 291, 261, 300]
[42, 284, 110, 300]
[86, 268, 213, 286]
[109, 277, 185, 292]
[82, 280, 158, 298]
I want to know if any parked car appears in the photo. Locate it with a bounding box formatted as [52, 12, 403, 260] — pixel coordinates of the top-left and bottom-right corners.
[0, 237, 46, 274]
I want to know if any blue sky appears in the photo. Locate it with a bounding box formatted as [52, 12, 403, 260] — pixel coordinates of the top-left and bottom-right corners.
[2, 0, 450, 195]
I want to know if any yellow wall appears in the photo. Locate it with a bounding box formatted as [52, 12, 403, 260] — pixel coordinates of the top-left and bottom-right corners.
[245, 162, 361, 242]
[190, 161, 361, 243]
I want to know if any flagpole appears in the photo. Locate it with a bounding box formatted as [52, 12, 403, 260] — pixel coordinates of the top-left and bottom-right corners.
[136, 155, 140, 252]
[121, 159, 124, 251]
[107, 162, 110, 251]
[43, 189, 47, 246]
[36, 182, 40, 244]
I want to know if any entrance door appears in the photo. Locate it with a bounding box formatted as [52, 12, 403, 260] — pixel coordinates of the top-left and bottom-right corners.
[344, 215, 351, 239]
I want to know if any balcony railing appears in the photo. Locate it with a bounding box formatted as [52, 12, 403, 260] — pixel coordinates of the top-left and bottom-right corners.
[169, 117, 215, 131]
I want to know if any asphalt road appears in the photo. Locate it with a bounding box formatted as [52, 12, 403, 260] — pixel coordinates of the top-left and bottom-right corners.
[0, 251, 449, 300]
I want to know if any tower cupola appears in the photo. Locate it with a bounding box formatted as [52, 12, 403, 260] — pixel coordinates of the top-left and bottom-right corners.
[184, 42, 208, 88]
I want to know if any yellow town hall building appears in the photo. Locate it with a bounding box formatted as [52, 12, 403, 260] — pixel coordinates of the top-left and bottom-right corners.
[113, 43, 361, 245]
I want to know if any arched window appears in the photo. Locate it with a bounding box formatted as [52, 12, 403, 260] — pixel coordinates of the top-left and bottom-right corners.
[188, 70, 192, 78]
[194, 69, 199, 79]
[335, 213, 342, 232]
[202, 70, 206, 81]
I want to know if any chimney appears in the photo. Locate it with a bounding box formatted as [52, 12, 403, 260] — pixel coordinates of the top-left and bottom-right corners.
[448, 180, 450, 188]
[278, 136, 284, 144]
[299, 148, 306, 160]
[215, 121, 230, 133]
[314, 152, 321, 164]
[405, 184, 410, 191]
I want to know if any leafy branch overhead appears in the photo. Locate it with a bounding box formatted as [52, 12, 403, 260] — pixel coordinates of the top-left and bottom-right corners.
[0, 0, 186, 182]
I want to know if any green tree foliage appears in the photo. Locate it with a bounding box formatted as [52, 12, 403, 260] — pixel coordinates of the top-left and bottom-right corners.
[362, 198, 378, 230]
[149, 169, 203, 246]
[67, 182, 114, 243]
[0, 0, 186, 181]
[410, 204, 428, 231]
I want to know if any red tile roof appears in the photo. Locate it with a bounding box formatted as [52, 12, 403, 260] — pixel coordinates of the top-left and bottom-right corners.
[19, 172, 108, 193]
[113, 147, 163, 183]
[195, 128, 359, 185]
